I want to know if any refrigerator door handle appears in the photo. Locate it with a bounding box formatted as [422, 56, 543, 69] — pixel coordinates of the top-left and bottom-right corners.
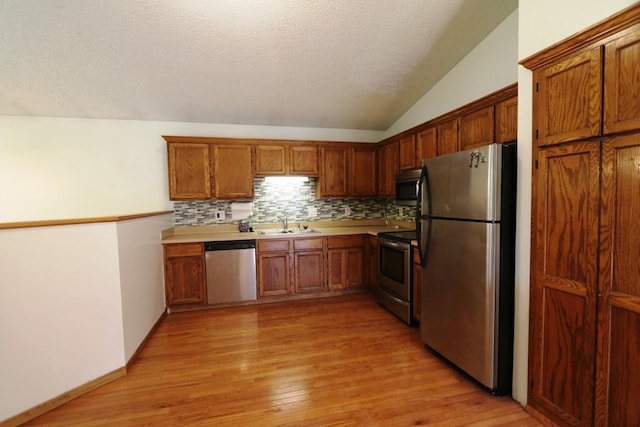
[417, 165, 429, 265]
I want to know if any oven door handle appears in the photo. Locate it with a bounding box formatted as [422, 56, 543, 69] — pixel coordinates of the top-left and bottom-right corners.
[378, 239, 409, 250]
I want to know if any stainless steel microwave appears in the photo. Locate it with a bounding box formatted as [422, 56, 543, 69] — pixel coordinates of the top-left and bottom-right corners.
[395, 169, 421, 206]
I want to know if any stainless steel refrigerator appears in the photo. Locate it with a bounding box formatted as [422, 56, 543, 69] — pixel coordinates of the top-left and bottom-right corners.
[417, 143, 516, 395]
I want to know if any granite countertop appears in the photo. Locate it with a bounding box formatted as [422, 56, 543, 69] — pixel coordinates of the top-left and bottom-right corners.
[161, 220, 414, 244]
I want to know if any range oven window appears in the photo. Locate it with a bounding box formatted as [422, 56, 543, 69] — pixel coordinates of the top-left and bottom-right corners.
[380, 244, 406, 284]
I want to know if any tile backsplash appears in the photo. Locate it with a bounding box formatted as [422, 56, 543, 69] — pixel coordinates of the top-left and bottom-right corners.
[173, 178, 415, 226]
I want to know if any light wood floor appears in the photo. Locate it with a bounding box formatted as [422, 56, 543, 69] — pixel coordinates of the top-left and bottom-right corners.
[25, 294, 540, 426]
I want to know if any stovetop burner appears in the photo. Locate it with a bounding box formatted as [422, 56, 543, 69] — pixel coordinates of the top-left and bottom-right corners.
[377, 230, 417, 243]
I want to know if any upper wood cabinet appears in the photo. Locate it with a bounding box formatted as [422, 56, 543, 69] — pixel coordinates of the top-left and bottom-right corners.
[495, 96, 518, 143]
[604, 28, 640, 134]
[535, 47, 602, 146]
[416, 127, 437, 162]
[377, 141, 398, 198]
[318, 146, 349, 197]
[255, 145, 286, 175]
[459, 106, 495, 151]
[255, 144, 319, 177]
[437, 118, 459, 156]
[399, 135, 417, 170]
[350, 146, 377, 197]
[163, 243, 206, 306]
[167, 143, 212, 200]
[213, 144, 254, 199]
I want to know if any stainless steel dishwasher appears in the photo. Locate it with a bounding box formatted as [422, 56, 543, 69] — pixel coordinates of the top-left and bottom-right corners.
[204, 240, 257, 304]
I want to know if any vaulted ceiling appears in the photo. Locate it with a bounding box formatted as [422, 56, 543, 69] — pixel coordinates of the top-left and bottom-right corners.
[0, 0, 517, 130]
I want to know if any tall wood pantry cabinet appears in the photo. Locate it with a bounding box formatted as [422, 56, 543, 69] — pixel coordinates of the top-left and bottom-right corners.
[523, 9, 640, 427]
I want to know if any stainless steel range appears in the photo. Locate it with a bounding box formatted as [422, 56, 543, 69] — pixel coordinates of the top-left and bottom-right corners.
[376, 230, 416, 325]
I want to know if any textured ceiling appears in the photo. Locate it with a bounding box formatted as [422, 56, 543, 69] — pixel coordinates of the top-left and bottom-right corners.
[0, 0, 517, 130]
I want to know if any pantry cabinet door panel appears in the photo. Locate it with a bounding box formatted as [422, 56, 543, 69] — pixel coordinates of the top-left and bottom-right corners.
[530, 142, 599, 426]
[535, 48, 602, 146]
[604, 28, 640, 134]
[595, 135, 640, 426]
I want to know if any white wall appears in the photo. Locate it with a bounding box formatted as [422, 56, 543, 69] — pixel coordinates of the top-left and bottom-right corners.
[117, 214, 172, 361]
[514, 0, 638, 405]
[0, 116, 383, 223]
[384, 10, 519, 137]
[0, 223, 124, 420]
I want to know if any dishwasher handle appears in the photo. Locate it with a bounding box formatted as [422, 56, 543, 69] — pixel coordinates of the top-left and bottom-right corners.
[204, 240, 256, 251]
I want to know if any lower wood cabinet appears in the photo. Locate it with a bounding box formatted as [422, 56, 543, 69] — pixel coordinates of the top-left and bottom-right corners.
[257, 239, 292, 297]
[293, 238, 326, 293]
[163, 243, 206, 306]
[366, 235, 378, 290]
[327, 235, 364, 290]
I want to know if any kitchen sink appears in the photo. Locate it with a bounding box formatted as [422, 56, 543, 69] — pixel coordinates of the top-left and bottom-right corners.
[257, 228, 319, 235]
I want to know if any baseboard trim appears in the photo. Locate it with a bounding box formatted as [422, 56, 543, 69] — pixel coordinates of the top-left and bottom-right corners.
[2, 312, 167, 426]
[524, 404, 560, 427]
[0, 367, 126, 427]
[126, 310, 166, 371]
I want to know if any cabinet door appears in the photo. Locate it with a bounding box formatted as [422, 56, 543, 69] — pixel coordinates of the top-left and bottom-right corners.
[164, 243, 205, 305]
[294, 250, 325, 293]
[437, 118, 459, 155]
[399, 135, 417, 170]
[345, 247, 364, 288]
[366, 235, 378, 289]
[535, 48, 602, 146]
[378, 141, 398, 197]
[319, 146, 349, 197]
[595, 134, 640, 426]
[351, 146, 377, 197]
[412, 247, 421, 322]
[416, 127, 437, 162]
[255, 145, 286, 176]
[604, 29, 640, 134]
[289, 146, 319, 176]
[257, 252, 291, 296]
[529, 142, 600, 426]
[495, 96, 518, 143]
[327, 249, 347, 290]
[213, 144, 254, 199]
[327, 236, 364, 290]
[167, 143, 212, 200]
[459, 106, 495, 150]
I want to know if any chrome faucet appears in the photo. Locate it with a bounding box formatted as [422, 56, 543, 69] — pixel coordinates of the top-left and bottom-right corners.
[280, 216, 288, 230]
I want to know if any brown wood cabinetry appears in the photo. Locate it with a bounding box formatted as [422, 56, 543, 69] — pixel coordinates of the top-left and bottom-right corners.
[257, 239, 291, 297]
[412, 247, 421, 322]
[319, 146, 349, 197]
[377, 141, 398, 198]
[327, 235, 364, 290]
[437, 118, 459, 155]
[350, 146, 377, 197]
[255, 145, 319, 176]
[495, 96, 518, 143]
[603, 29, 640, 134]
[398, 135, 417, 170]
[163, 243, 206, 306]
[213, 144, 254, 199]
[524, 12, 640, 427]
[293, 238, 326, 293]
[459, 106, 494, 151]
[167, 143, 212, 200]
[416, 127, 437, 162]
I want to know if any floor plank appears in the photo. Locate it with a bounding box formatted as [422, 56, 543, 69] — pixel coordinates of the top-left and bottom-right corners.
[24, 294, 539, 426]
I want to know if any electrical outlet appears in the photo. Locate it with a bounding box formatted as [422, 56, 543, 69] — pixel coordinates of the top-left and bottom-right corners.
[398, 207, 403, 216]
[215, 210, 225, 221]
[344, 206, 351, 216]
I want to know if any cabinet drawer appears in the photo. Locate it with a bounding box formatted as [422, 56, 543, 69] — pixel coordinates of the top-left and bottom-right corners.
[164, 243, 203, 258]
[258, 239, 291, 252]
[294, 237, 325, 251]
[327, 235, 364, 249]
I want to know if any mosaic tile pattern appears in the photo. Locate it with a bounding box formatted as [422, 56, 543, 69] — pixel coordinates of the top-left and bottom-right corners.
[173, 178, 416, 226]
